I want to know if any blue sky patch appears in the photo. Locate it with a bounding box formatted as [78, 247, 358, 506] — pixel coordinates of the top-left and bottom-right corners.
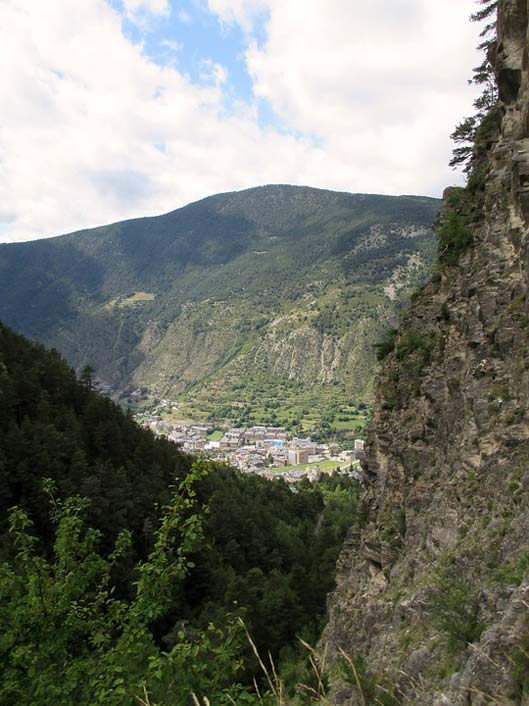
[105, 1, 292, 133]
[108, 0, 256, 104]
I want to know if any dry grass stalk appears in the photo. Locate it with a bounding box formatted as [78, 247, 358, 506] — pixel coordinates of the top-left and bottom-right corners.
[298, 637, 328, 701]
[338, 647, 367, 706]
[238, 617, 284, 703]
[191, 693, 211, 706]
[135, 685, 156, 706]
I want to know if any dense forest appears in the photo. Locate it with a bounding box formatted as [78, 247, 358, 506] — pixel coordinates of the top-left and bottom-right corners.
[0, 321, 360, 704]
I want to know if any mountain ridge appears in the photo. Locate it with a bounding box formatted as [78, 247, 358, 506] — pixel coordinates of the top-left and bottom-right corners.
[0, 184, 440, 432]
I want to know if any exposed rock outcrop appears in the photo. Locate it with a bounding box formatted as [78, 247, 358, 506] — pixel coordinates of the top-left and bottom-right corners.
[324, 2, 529, 703]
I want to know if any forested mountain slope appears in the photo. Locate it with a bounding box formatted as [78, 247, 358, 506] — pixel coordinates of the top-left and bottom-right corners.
[0, 321, 360, 704]
[0, 186, 439, 426]
[324, 2, 529, 704]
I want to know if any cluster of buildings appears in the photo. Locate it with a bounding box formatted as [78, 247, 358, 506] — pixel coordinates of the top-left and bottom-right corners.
[143, 418, 364, 483]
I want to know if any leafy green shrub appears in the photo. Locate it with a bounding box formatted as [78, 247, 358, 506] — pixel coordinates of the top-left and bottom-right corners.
[491, 550, 529, 587]
[437, 191, 474, 266]
[504, 407, 526, 424]
[381, 367, 399, 410]
[431, 264, 442, 285]
[430, 574, 484, 654]
[491, 380, 511, 400]
[396, 330, 435, 363]
[0, 465, 265, 706]
[380, 507, 407, 553]
[375, 328, 398, 361]
[395, 331, 436, 392]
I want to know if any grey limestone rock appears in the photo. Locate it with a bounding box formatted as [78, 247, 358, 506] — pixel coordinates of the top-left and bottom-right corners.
[323, 2, 529, 703]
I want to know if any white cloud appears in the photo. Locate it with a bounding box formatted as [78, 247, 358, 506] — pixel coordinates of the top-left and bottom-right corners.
[212, 0, 484, 193]
[0, 0, 312, 241]
[207, 0, 267, 31]
[123, 0, 170, 20]
[177, 8, 192, 23]
[200, 59, 229, 85]
[161, 38, 183, 52]
[0, 0, 483, 243]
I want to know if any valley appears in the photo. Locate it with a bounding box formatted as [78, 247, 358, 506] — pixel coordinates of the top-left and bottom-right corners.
[137, 408, 364, 480]
[6, 1, 529, 705]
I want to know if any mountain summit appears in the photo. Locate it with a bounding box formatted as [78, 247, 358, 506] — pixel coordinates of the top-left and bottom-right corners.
[0, 185, 439, 430]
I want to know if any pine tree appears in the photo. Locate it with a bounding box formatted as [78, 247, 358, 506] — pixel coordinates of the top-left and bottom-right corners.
[79, 364, 95, 391]
[449, 1, 499, 173]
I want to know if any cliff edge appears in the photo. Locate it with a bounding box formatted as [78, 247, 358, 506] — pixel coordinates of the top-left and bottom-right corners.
[324, 2, 529, 704]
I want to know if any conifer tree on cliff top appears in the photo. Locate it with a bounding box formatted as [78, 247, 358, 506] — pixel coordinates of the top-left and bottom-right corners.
[450, 1, 499, 173]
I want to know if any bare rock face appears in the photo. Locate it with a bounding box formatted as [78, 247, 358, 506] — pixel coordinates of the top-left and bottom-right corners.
[324, 3, 529, 704]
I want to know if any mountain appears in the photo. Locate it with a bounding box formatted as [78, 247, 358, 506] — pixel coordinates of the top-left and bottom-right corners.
[0, 185, 439, 433]
[324, 2, 529, 704]
[0, 319, 361, 703]
[0, 320, 192, 552]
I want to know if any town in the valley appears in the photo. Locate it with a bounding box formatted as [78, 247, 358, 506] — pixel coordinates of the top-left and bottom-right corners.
[136, 402, 364, 484]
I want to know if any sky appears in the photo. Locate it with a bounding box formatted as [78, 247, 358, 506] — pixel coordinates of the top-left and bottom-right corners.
[0, 0, 483, 243]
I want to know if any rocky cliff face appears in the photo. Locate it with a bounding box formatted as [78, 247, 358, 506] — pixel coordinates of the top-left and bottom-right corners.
[324, 2, 529, 704]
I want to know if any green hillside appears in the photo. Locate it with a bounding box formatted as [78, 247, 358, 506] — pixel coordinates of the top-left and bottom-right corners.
[0, 320, 361, 703]
[0, 185, 440, 431]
